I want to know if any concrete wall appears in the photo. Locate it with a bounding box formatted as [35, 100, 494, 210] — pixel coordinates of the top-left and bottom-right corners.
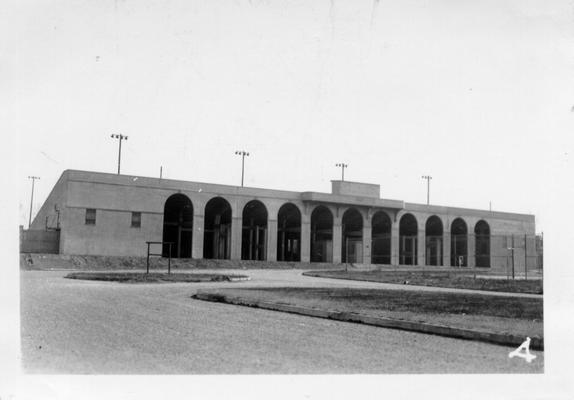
[20, 228, 60, 254]
[62, 207, 163, 256]
[43, 170, 538, 271]
[30, 172, 68, 232]
[331, 180, 380, 198]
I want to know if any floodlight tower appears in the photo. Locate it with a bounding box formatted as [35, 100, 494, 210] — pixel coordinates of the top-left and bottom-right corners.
[110, 134, 128, 174]
[235, 150, 250, 187]
[336, 163, 348, 181]
[422, 175, 432, 205]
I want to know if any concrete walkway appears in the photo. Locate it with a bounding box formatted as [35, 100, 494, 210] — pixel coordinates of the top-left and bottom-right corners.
[176, 268, 543, 299]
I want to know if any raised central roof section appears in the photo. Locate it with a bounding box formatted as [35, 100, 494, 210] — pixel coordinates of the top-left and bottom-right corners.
[301, 180, 403, 210]
[331, 180, 380, 198]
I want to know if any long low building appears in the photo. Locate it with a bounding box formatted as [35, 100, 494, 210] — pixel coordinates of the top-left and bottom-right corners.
[28, 169, 539, 270]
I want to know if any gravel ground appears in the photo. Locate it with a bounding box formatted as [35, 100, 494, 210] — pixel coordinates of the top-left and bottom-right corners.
[20, 269, 544, 374]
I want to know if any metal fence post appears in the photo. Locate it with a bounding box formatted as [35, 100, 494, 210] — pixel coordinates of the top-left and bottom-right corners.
[168, 243, 172, 275]
[524, 234, 528, 280]
[506, 253, 509, 281]
[511, 235, 515, 280]
[146, 242, 150, 274]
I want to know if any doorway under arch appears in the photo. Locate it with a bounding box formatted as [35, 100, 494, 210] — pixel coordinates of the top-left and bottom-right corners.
[451, 218, 468, 267]
[277, 203, 301, 262]
[342, 208, 363, 263]
[475, 220, 490, 267]
[162, 194, 193, 258]
[399, 214, 418, 265]
[371, 211, 392, 265]
[203, 197, 232, 259]
[310, 206, 333, 263]
[242, 200, 268, 261]
[425, 216, 443, 266]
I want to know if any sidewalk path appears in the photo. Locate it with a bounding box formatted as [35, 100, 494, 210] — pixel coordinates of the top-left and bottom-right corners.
[184, 268, 543, 299]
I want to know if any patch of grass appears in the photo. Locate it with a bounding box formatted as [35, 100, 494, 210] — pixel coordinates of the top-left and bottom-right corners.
[65, 272, 248, 283]
[305, 270, 543, 294]
[197, 287, 543, 341]
[235, 287, 542, 320]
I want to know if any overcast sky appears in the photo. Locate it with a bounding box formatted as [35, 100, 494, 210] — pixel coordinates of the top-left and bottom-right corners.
[8, 0, 574, 231]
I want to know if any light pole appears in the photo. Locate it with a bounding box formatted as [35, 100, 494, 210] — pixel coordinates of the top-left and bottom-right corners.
[421, 175, 432, 205]
[110, 134, 128, 174]
[235, 150, 249, 187]
[28, 176, 40, 228]
[336, 163, 348, 181]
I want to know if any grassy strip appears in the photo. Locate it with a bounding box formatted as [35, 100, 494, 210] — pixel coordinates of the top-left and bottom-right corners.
[65, 272, 248, 283]
[198, 287, 543, 339]
[305, 270, 543, 294]
[195, 290, 544, 349]
[224, 287, 542, 319]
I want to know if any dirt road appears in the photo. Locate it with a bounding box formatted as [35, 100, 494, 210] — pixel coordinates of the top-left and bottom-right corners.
[20, 270, 543, 374]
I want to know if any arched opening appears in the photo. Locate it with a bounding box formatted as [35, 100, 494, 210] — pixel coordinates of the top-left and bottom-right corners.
[310, 206, 333, 263]
[451, 218, 468, 267]
[162, 194, 193, 258]
[242, 200, 268, 261]
[425, 216, 443, 266]
[342, 208, 363, 263]
[277, 203, 301, 262]
[203, 197, 232, 259]
[371, 211, 392, 265]
[475, 220, 490, 267]
[399, 214, 418, 265]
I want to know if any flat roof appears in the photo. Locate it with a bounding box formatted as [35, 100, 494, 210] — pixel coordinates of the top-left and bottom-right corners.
[61, 169, 535, 222]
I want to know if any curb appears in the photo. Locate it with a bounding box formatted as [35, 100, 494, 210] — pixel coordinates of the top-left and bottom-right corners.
[193, 291, 544, 351]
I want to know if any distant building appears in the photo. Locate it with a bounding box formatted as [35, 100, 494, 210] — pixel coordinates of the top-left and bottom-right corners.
[26, 169, 539, 271]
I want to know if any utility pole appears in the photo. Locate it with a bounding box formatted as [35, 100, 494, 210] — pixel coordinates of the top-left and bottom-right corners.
[110, 134, 128, 174]
[421, 175, 432, 205]
[335, 163, 348, 181]
[28, 176, 40, 229]
[235, 150, 249, 187]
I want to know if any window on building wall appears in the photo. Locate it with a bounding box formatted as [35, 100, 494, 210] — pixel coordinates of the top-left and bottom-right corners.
[131, 212, 141, 228]
[85, 209, 96, 225]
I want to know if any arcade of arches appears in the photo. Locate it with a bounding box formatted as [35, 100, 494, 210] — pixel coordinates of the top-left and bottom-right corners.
[161, 195, 491, 267]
